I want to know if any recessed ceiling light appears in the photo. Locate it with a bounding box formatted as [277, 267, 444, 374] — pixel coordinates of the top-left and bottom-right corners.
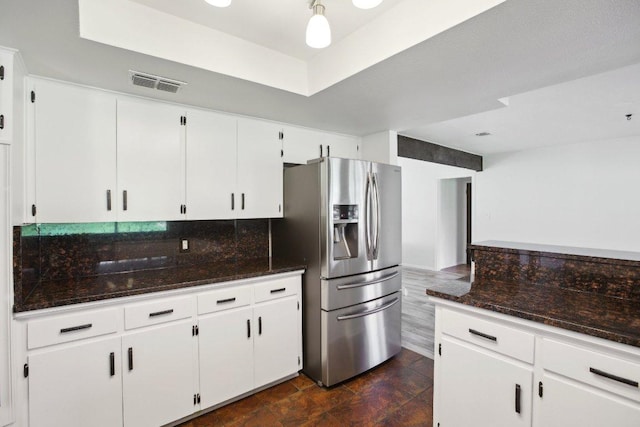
[353, 0, 383, 9]
[475, 132, 491, 137]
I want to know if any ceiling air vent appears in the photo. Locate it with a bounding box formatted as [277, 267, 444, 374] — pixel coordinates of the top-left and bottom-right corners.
[129, 70, 186, 93]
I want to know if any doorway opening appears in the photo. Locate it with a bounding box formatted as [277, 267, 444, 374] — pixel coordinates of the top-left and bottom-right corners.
[436, 176, 472, 273]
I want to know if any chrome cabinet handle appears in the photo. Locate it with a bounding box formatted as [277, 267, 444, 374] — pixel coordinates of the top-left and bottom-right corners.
[336, 272, 399, 290]
[337, 297, 399, 321]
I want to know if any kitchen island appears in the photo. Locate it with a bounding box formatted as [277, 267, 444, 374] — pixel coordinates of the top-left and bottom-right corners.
[428, 241, 640, 427]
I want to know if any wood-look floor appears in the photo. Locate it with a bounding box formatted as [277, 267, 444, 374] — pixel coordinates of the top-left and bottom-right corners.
[177, 348, 434, 427]
[400, 265, 471, 358]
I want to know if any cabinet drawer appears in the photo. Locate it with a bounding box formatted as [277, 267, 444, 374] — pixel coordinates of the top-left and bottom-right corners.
[198, 285, 253, 315]
[125, 296, 193, 330]
[441, 309, 534, 363]
[28, 308, 118, 350]
[254, 276, 300, 303]
[542, 338, 640, 402]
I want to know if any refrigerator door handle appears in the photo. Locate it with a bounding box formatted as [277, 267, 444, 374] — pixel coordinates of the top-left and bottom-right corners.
[372, 173, 381, 260]
[365, 172, 372, 260]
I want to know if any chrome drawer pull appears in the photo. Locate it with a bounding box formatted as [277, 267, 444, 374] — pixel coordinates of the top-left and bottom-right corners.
[149, 309, 174, 317]
[60, 323, 92, 334]
[337, 297, 399, 321]
[336, 272, 399, 290]
[217, 297, 236, 304]
[469, 328, 497, 342]
[590, 367, 639, 387]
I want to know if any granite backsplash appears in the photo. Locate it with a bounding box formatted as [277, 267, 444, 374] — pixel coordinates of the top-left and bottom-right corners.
[13, 219, 270, 308]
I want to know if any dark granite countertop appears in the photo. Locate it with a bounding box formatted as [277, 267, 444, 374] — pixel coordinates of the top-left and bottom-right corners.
[428, 279, 640, 348]
[15, 257, 305, 313]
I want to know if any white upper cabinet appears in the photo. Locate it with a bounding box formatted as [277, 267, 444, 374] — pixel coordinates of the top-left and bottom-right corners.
[185, 109, 237, 220]
[116, 98, 185, 221]
[281, 125, 324, 164]
[323, 133, 360, 159]
[281, 124, 360, 164]
[237, 118, 283, 218]
[33, 79, 117, 223]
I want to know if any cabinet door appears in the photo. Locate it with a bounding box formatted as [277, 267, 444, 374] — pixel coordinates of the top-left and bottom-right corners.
[254, 296, 300, 388]
[281, 125, 324, 164]
[185, 109, 237, 219]
[28, 337, 123, 427]
[34, 80, 117, 222]
[122, 320, 195, 427]
[536, 374, 640, 427]
[117, 98, 185, 221]
[198, 306, 254, 408]
[323, 134, 360, 159]
[438, 337, 533, 427]
[236, 118, 283, 218]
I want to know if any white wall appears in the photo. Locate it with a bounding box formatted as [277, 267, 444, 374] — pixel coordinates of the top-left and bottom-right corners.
[399, 157, 475, 270]
[474, 136, 640, 252]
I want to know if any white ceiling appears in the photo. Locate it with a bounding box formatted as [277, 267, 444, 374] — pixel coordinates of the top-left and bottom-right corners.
[1, 0, 640, 156]
[130, 0, 406, 60]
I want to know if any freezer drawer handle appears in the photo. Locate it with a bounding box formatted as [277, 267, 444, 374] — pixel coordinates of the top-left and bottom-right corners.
[469, 328, 497, 342]
[60, 323, 92, 334]
[336, 272, 399, 290]
[589, 367, 639, 387]
[336, 297, 399, 321]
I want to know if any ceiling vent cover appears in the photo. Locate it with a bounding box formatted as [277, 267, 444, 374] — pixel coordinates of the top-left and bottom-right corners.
[129, 70, 186, 93]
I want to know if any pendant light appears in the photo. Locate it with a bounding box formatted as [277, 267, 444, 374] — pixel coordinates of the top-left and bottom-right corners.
[353, 0, 383, 9]
[306, 0, 331, 49]
[204, 0, 232, 7]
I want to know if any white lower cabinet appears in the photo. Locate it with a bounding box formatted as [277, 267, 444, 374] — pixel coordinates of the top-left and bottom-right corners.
[536, 374, 640, 427]
[432, 303, 640, 427]
[28, 337, 123, 427]
[122, 320, 196, 427]
[198, 306, 254, 408]
[253, 296, 300, 388]
[438, 337, 532, 427]
[21, 273, 303, 427]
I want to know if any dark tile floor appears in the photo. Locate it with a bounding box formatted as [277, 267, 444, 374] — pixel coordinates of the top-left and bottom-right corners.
[178, 348, 434, 427]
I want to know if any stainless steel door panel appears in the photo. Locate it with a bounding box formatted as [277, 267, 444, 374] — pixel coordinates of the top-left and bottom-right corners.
[320, 266, 401, 311]
[370, 163, 402, 272]
[321, 292, 402, 386]
[323, 158, 371, 279]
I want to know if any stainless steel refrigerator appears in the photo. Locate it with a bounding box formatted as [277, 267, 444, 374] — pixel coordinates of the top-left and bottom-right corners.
[273, 157, 402, 386]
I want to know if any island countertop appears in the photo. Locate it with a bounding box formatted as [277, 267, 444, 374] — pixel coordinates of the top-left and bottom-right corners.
[427, 241, 640, 348]
[15, 257, 305, 313]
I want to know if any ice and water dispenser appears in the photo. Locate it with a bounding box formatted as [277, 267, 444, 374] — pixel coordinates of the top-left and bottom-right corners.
[332, 204, 359, 260]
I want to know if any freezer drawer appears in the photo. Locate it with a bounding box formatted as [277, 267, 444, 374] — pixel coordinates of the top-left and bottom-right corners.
[321, 266, 401, 311]
[321, 292, 401, 386]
